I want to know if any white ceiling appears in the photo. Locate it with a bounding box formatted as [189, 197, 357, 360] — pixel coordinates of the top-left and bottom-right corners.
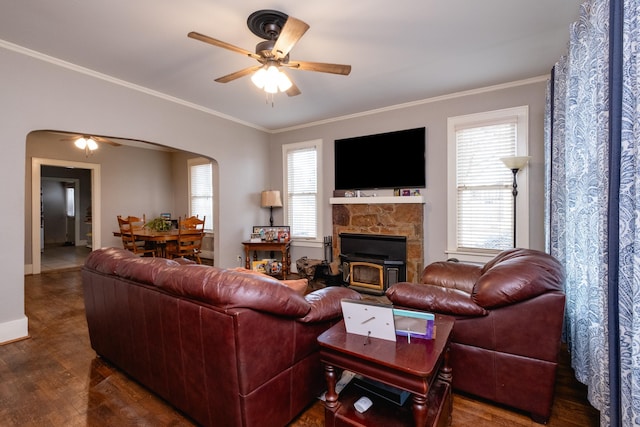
[0, 0, 582, 131]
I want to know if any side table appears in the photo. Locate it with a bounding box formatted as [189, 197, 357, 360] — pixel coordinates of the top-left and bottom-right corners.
[318, 315, 454, 427]
[242, 240, 291, 278]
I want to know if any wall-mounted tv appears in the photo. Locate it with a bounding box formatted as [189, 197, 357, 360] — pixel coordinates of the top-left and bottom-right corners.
[334, 127, 426, 191]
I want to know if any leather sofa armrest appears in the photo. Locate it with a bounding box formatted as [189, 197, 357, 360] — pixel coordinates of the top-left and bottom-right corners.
[386, 282, 487, 316]
[298, 287, 362, 323]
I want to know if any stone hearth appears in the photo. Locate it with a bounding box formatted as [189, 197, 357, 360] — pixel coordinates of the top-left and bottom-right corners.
[332, 202, 424, 283]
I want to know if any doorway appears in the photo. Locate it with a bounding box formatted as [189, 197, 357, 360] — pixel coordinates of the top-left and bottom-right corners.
[41, 174, 89, 271]
[31, 158, 101, 274]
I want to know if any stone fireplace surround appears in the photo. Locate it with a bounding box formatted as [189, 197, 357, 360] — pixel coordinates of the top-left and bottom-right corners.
[331, 197, 424, 283]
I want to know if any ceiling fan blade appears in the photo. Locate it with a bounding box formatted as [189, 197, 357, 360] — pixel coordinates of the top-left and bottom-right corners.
[96, 137, 121, 147]
[214, 65, 262, 83]
[286, 81, 301, 97]
[188, 31, 261, 60]
[271, 17, 309, 60]
[279, 69, 301, 96]
[286, 60, 351, 75]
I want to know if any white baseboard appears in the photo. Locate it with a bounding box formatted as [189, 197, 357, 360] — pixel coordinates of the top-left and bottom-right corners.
[0, 316, 29, 344]
[25, 264, 33, 275]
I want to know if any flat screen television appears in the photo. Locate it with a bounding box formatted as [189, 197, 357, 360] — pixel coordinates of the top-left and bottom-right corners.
[334, 127, 426, 191]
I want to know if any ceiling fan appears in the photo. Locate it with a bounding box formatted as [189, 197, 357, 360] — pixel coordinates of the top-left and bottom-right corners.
[52, 131, 121, 156]
[55, 132, 121, 147]
[188, 9, 352, 96]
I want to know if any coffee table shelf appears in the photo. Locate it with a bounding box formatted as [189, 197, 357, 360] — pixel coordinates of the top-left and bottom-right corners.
[326, 378, 451, 427]
[318, 315, 454, 427]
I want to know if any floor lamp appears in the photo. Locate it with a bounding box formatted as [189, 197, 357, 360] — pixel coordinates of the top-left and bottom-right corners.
[261, 190, 283, 227]
[500, 156, 531, 248]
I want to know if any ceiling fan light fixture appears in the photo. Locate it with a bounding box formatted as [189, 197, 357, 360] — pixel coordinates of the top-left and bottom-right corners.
[74, 136, 98, 156]
[251, 64, 292, 94]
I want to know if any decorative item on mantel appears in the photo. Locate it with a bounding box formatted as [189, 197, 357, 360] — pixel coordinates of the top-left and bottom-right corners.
[261, 190, 283, 226]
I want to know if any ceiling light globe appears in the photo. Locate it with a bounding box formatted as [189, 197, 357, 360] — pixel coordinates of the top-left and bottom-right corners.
[277, 72, 292, 92]
[86, 138, 98, 151]
[251, 68, 267, 89]
[265, 65, 280, 80]
[74, 138, 87, 149]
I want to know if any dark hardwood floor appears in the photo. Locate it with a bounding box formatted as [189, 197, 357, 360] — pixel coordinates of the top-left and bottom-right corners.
[0, 269, 599, 426]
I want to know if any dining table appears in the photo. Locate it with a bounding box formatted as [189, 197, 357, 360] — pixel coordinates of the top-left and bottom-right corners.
[113, 228, 201, 258]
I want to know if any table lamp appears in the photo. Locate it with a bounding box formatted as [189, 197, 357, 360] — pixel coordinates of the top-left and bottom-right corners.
[261, 190, 283, 226]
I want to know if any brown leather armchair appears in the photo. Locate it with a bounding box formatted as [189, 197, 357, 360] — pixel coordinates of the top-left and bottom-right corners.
[385, 248, 565, 423]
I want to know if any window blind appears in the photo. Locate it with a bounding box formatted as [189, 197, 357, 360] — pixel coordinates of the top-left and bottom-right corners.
[190, 162, 213, 230]
[286, 146, 317, 239]
[455, 121, 516, 251]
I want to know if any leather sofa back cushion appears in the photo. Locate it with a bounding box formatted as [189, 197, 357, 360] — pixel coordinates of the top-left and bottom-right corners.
[155, 265, 311, 317]
[472, 249, 564, 309]
[85, 246, 138, 274]
[114, 257, 180, 285]
[421, 261, 481, 293]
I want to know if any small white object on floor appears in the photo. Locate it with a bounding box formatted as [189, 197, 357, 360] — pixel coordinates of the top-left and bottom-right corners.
[354, 396, 373, 413]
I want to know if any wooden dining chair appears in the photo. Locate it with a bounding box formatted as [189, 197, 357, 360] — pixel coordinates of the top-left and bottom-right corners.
[167, 216, 205, 263]
[117, 215, 156, 257]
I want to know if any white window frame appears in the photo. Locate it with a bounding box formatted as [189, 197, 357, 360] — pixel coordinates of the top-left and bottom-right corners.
[446, 106, 530, 264]
[187, 157, 213, 232]
[282, 139, 323, 247]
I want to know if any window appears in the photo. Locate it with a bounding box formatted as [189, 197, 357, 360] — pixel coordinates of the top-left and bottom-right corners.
[283, 140, 322, 242]
[447, 106, 529, 263]
[188, 158, 213, 231]
[65, 186, 75, 217]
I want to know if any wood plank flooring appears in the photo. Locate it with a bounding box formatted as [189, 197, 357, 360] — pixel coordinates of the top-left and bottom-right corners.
[0, 269, 600, 426]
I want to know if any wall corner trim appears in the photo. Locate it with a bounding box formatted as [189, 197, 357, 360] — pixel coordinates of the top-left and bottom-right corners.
[0, 316, 29, 345]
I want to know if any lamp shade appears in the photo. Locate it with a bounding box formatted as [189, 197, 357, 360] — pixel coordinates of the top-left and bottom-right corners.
[261, 190, 283, 208]
[500, 156, 531, 171]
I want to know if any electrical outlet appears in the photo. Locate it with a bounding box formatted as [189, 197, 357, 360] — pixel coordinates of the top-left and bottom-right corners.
[237, 255, 243, 265]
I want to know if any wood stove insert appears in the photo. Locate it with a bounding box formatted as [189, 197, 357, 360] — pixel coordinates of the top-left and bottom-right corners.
[339, 233, 407, 295]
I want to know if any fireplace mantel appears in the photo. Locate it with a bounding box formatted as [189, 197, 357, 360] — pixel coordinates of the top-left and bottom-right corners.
[329, 195, 424, 205]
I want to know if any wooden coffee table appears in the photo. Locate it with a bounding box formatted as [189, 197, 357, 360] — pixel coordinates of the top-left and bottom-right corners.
[318, 314, 454, 427]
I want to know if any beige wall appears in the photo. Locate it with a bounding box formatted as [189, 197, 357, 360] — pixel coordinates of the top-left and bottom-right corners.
[270, 79, 548, 266]
[1, 46, 269, 342]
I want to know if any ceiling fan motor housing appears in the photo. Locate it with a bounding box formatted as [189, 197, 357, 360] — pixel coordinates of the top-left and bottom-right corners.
[247, 10, 288, 40]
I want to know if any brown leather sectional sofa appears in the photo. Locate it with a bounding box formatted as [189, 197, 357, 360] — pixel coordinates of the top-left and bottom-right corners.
[386, 248, 565, 423]
[81, 247, 361, 427]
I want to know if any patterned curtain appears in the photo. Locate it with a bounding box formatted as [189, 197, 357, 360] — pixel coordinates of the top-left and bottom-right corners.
[546, 0, 640, 425]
